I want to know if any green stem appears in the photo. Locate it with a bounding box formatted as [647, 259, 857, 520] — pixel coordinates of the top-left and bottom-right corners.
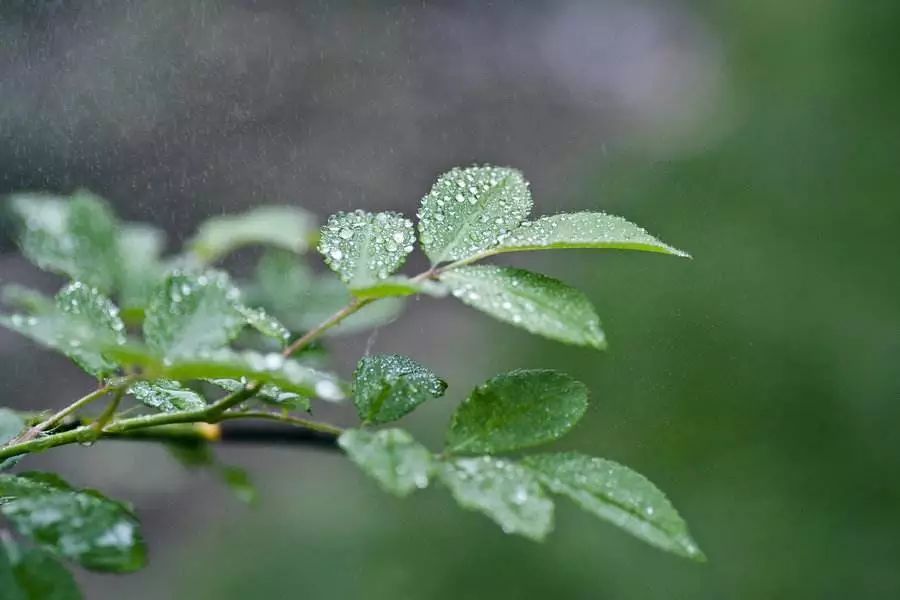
[13, 384, 116, 444]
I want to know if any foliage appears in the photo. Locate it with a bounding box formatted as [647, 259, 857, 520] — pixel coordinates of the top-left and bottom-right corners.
[0, 165, 697, 595]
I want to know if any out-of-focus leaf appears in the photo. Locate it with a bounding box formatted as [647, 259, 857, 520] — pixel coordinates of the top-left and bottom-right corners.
[339, 428, 435, 497]
[0, 472, 146, 572]
[0, 408, 26, 471]
[116, 223, 167, 311]
[188, 205, 317, 263]
[487, 212, 689, 258]
[1, 285, 55, 315]
[522, 453, 705, 561]
[350, 276, 448, 300]
[353, 354, 446, 424]
[219, 466, 258, 505]
[10, 546, 82, 600]
[0, 282, 126, 377]
[446, 369, 587, 454]
[208, 378, 308, 411]
[0, 541, 25, 600]
[438, 456, 553, 541]
[418, 165, 531, 264]
[235, 305, 290, 346]
[318, 210, 415, 288]
[440, 265, 606, 349]
[8, 191, 119, 292]
[128, 379, 206, 413]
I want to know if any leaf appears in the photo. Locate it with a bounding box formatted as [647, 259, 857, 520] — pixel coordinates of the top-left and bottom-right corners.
[8, 191, 120, 292]
[318, 210, 415, 288]
[188, 205, 317, 263]
[249, 250, 404, 335]
[10, 547, 83, 600]
[522, 453, 705, 560]
[0, 472, 146, 572]
[353, 354, 447, 424]
[116, 223, 167, 311]
[143, 271, 245, 359]
[108, 345, 345, 402]
[235, 305, 290, 346]
[1, 284, 55, 315]
[208, 378, 307, 410]
[440, 265, 606, 350]
[350, 276, 448, 300]
[0, 408, 26, 446]
[128, 379, 206, 413]
[0, 541, 25, 600]
[0, 282, 126, 377]
[418, 165, 532, 264]
[438, 456, 553, 541]
[219, 466, 258, 506]
[338, 428, 435, 497]
[445, 369, 588, 454]
[489, 212, 690, 258]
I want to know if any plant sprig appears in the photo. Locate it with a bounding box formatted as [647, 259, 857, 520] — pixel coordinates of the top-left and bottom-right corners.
[0, 164, 701, 597]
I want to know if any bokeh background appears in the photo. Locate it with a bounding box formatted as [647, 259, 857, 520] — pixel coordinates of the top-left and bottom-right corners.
[2, 1, 899, 598]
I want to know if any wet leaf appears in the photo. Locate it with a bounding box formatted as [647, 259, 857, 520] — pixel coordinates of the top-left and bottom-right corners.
[440, 265, 606, 349]
[1, 285, 55, 315]
[208, 378, 307, 410]
[350, 276, 448, 300]
[116, 223, 167, 311]
[128, 379, 206, 413]
[438, 456, 553, 541]
[0, 282, 126, 377]
[446, 369, 588, 454]
[489, 212, 689, 258]
[143, 271, 245, 359]
[0, 472, 146, 572]
[189, 205, 317, 263]
[318, 210, 415, 288]
[6, 545, 82, 600]
[353, 354, 447, 424]
[339, 428, 435, 497]
[8, 191, 119, 292]
[235, 305, 290, 346]
[418, 165, 531, 264]
[522, 453, 705, 561]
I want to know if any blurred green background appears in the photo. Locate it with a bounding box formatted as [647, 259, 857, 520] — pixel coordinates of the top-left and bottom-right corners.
[1, 1, 898, 598]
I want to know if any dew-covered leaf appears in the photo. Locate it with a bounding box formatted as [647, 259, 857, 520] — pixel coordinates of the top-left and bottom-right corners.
[249, 250, 404, 335]
[188, 205, 317, 263]
[8, 191, 119, 292]
[487, 212, 690, 258]
[318, 210, 415, 288]
[446, 369, 587, 454]
[353, 354, 447, 424]
[440, 265, 606, 349]
[109, 345, 345, 402]
[418, 165, 531, 264]
[0, 282, 126, 377]
[339, 428, 435, 497]
[350, 276, 448, 300]
[143, 271, 245, 359]
[1, 284, 55, 315]
[522, 452, 704, 560]
[438, 456, 553, 541]
[0, 472, 146, 572]
[236, 304, 290, 346]
[116, 223, 167, 311]
[128, 379, 206, 413]
[208, 378, 308, 410]
[6, 546, 82, 600]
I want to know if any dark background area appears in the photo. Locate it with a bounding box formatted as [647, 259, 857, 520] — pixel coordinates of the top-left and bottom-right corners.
[1, 1, 898, 598]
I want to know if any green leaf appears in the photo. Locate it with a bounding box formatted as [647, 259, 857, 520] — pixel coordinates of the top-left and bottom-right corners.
[128, 379, 206, 413]
[143, 271, 245, 359]
[350, 276, 448, 300]
[318, 210, 415, 288]
[418, 165, 532, 264]
[0, 541, 25, 600]
[0, 407, 26, 446]
[250, 250, 404, 335]
[522, 453, 705, 561]
[353, 354, 447, 424]
[109, 345, 345, 402]
[208, 378, 307, 410]
[1, 284, 55, 315]
[440, 265, 606, 350]
[445, 369, 588, 454]
[116, 223, 166, 311]
[338, 428, 435, 497]
[188, 205, 317, 263]
[0, 282, 126, 377]
[235, 304, 290, 346]
[219, 466, 258, 505]
[488, 212, 690, 258]
[0, 472, 146, 572]
[438, 456, 553, 541]
[8, 191, 119, 292]
[10, 547, 82, 600]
